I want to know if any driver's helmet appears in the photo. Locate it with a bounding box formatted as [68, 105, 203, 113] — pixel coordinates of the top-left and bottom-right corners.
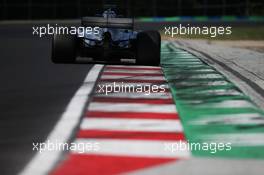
[103, 9, 116, 18]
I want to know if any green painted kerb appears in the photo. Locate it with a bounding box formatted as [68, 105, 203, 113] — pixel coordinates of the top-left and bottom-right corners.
[161, 41, 264, 159]
[137, 16, 264, 22]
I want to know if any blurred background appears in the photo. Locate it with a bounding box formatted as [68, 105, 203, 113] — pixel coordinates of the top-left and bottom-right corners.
[0, 0, 263, 19]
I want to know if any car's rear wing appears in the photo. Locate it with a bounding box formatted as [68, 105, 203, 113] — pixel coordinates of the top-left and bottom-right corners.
[81, 17, 134, 30]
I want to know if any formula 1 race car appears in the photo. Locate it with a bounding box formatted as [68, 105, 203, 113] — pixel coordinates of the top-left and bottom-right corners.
[51, 9, 161, 66]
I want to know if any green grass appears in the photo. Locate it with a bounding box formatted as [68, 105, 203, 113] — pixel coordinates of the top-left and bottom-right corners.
[161, 26, 264, 40]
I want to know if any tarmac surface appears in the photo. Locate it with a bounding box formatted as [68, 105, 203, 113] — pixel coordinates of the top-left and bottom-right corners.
[0, 24, 92, 175]
[175, 39, 264, 109]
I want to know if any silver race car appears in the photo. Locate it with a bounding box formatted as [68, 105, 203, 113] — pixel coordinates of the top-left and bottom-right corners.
[52, 9, 161, 66]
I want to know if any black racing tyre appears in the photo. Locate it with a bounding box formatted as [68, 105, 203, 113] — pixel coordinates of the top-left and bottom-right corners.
[136, 31, 161, 66]
[51, 34, 77, 63]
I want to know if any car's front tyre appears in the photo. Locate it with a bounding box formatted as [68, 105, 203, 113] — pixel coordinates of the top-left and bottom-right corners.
[136, 31, 161, 66]
[51, 34, 77, 63]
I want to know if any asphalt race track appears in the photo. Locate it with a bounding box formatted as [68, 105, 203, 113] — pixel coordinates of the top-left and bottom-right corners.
[1, 23, 264, 175]
[0, 24, 93, 175]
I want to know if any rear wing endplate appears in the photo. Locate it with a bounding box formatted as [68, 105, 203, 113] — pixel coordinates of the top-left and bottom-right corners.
[82, 17, 134, 29]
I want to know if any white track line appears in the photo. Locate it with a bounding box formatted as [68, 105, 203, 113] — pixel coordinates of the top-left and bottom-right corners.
[81, 118, 183, 132]
[204, 133, 264, 146]
[101, 75, 165, 80]
[97, 82, 169, 88]
[106, 65, 161, 69]
[191, 113, 264, 125]
[19, 64, 103, 175]
[203, 100, 255, 108]
[95, 92, 172, 99]
[104, 69, 163, 74]
[72, 139, 190, 158]
[88, 102, 177, 113]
